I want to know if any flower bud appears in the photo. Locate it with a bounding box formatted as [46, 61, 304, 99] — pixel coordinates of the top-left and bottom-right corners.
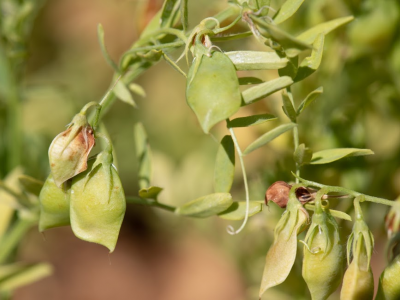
[259, 184, 309, 298]
[340, 203, 374, 300]
[385, 196, 400, 238]
[49, 111, 95, 187]
[38, 174, 70, 232]
[376, 253, 400, 300]
[70, 150, 126, 253]
[302, 192, 344, 300]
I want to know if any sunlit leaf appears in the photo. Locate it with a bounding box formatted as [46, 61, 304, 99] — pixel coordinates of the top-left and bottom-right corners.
[214, 136, 235, 193]
[281, 90, 296, 122]
[310, 148, 374, 165]
[297, 16, 354, 44]
[293, 143, 312, 166]
[295, 34, 324, 82]
[114, 81, 137, 107]
[218, 201, 263, 220]
[297, 87, 323, 115]
[274, 0, 304, 24]
[226, 51, 288, 70]
[228, 114, 277, 128]
[175, 193, 233, 218]
[97, 24, 119, 72]
[243, 123, 296, 155]
[138, 186, 163, 199]
[242, 76, 293, 105]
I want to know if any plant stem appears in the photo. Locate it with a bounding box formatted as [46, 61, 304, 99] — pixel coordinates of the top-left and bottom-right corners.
[0, 219, 35, 264]
[126, 196, 176, 212]
[228, 127, 250, 235]
[286, 87, 300, 183]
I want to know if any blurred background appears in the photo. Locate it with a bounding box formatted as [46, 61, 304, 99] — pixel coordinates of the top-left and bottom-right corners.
[1, 0, 400, 299]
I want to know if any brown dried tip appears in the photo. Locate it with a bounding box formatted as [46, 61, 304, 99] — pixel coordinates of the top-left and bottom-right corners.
[265, 181, 291, 208]
[295, 187, 314, 205]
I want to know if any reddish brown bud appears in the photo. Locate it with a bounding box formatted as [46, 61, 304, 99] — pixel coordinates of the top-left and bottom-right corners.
[265, 181, 291, 208]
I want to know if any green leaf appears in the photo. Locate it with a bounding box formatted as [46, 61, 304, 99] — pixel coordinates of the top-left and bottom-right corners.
[225, 51, 288, 70]
[281, 90, 297, 122]
[293, 144, 313, 166]
[18, 175, 43, 196]
[114, 81, 137, 107]
[0, 263, 52, 292]
[128, 83, 146, 98]
[242, 76, 293, 105]
[274, 0, 305, 25]
[97, 24, 119, 72]
[310, 148, 374, 165]
[138, 186, 163, 200]
[175, 193, 233, 218]
[238, 77, 264, 85]
[186, 51, 241, 133]
[256, 0, 271, 15]
[297, 86, 323, 115]
[243, 123, 297, 155]
[214, 136, 235, 193]
[294, 34, 324, 82]
[278, 55, 298, 78]
[160, 0, 179, 28]
[305, 204, 352, 221]
[297, 16, 354, 44]
[228, 114, 277, 128]
[180, 0, 188, 31]
[134, 123, 152, 189]
[218, 201, 263, 220]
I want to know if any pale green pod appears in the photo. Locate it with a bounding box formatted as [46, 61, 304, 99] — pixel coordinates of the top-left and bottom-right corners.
[70, 151, 126, 252]
[375, 254, 400, 300]
[38, 174, 70, 232]
[49, 113, 95, 187]
[340, 259, 374, 300]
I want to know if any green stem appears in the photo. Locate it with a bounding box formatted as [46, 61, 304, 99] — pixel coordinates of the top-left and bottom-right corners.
[295, 174, 396, 207]
[228, 126, 250, 235]
[0, 219, 35, 264]
[126, 196, 175, 212]
[286, 87, 300, 183]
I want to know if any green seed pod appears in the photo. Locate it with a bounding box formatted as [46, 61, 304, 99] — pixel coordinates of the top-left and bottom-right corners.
[49, 109, 95, 187]
[259, 184, 309, 298]
[341, 197, 374, 300]
[385, 196, 400, 239]
[302, 191, 344, 300]
[70, 150, 126, 252]
[38, 174, 70, 232]
[376, 254, 400, 300]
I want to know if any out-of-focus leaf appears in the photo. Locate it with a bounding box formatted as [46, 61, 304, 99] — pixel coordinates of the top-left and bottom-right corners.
[0, 263, 52, 292]
[226, 51, 288, 70]
[310, 148, 374, 165]
[128, 83, 146, 98]
[295, 34, 324, 82]
[18, 175, 43, 197]
[140, 11, 162, 38]
[296, 16, 354, 44]
[97, 24, 119, 72]
[138, 186, 163, 200]
[160, 0, 179, 28]
[228, 114, 277, 128]
[218, 201, 263, 220]
[134, 123, 152, 189]
[297, 87, 323, 115]
[214, 136, 235, 193]
[114, 81, 136, 107]
[256, 0, 271, 16]
[293, 144, 312, 166]
[175, 193, 233, 218]
[305, 204, 352, 221]
[180, 0, 188, 31]
[242, 76, 293, 105]
[281, 90, 296, 122]
[274, 0, 304, 24]
[238, 77, 264, 85]
[243, 123, 296, 155]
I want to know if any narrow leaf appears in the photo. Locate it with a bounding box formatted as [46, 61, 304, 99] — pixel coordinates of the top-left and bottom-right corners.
[243, 123, 296, 155]
[0, 263, 52, 292]
[256, 0, 271, 16]
[226, 51, 288, 70]
[294, 34, 324, 82]
[242, 76, 293, 105]
[128, 83, 146, 98]
[310, 148, 374, 165]
[134, 123, 152, 189]
[238, 77, 264, 85]
[97, 24, 119, 72]
[175, 193, 233, 218]
[218, 201, 263, 220]
[18, 175, 43, 196]
[228, 114, 277, 128]
[180, 0, 188, 31]
[297, 16, 354, 44]
[114, 81, 137, 107]
[274, 0, 305, 25]
[297, 86, 323, 115]
[305, 204, 352, 221]
[138, 186, 163, 200]
[214, 136, 235, 193]
[160, 0, 179, 28]
[293, 144, 313, 166]
[281, 90, 297, 122]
